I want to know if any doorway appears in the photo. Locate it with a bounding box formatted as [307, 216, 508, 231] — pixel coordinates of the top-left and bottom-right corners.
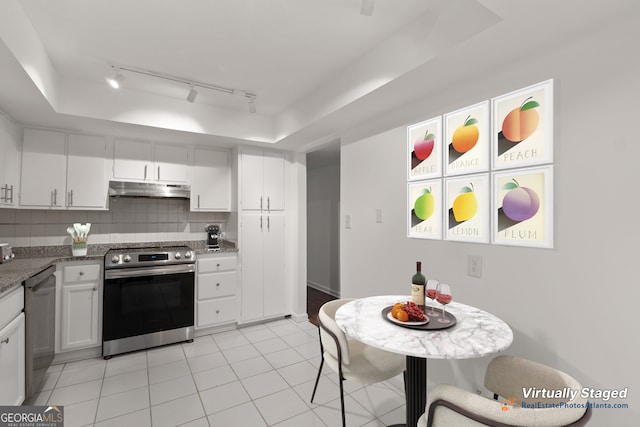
[306, 142, 341, 324]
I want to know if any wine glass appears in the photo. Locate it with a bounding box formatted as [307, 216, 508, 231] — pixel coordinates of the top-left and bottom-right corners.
[425, 280, 440, 317]
[436, 283, 452, 324]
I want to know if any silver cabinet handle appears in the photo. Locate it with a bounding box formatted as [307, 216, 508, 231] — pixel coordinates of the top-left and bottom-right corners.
[260, 216, 263, 230]
[0, 185, 5, 203]
[93, 287, 97, 291]
[1, 337, 8, 344]
[197, 195, 200, 209]
[216, 309, 220, 314]
[267, 216, 270, 231]
[260, 196, 263, 211]
[158, 165, 161, 181]
[68, 189, 74, 206]
[267, 196, 270, 212]
[216, 283, 220, 287]
[51, 189, 58, 206]
[79, 271, 84, 276]
[7, 185, 13, 204]
[144, 164, 148, 180]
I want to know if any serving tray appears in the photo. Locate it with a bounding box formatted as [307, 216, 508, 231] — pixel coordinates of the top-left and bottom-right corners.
[381, 305, 457, 330]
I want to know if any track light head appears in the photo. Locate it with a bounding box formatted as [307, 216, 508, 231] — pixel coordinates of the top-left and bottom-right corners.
[187, 85, 198, 103]
[107, 67, 124, 89]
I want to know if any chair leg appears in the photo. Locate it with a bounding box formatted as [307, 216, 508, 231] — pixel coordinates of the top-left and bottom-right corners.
[311, 326, 324, 403]
[310, 356, 324, 403]
[339, 376, 346, 427]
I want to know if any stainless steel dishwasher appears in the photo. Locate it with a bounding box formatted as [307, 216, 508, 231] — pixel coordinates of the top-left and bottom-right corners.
[24, 265, 56, 398]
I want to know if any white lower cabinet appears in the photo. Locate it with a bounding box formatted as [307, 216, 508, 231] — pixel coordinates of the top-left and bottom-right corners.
[196, 254, 237, 329]
[58, 262, 102, 352]
[240, 213, 286, 323]
[0, 286, 25, 405]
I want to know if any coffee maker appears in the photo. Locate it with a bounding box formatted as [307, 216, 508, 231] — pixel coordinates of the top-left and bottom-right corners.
[205, 224, 221, 251]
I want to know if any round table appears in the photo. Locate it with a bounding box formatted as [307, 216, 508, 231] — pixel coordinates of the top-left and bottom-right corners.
[335, 295, 513, 427]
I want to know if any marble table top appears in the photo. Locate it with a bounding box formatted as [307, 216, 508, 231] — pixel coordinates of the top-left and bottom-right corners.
[335, 295, 513, 360]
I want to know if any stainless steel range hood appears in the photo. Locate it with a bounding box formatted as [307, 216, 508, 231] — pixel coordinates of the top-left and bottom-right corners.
[109, 181, 190, 199]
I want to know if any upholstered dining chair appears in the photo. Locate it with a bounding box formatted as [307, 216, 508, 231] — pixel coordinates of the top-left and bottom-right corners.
[418, 355, 592, 427]
[310, 299, 406, 427]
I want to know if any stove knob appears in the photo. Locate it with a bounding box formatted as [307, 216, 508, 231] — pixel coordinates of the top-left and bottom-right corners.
[175, 252, 182, 260]
[111, 255, 120, 264]
[185, 251, 192, 259]
[123, 255, 132, 263]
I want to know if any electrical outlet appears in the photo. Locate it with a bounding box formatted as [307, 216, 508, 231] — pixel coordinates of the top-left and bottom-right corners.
[345, 214, 351, 229]
[468, 255, 482, 278]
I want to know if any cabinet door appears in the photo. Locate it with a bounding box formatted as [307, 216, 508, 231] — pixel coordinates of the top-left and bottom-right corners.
[113, 138, 153, 181]
[263, 214, 286, 318]
[20, 129, 67, 208]
[240, 214, 265, 322]
[240, 149, 265, 210]
[191, 148, 230, 211]
[0, 115, 20, 206]
[154, 144, 189, 183]
[67, 134, 107, 209]
[61, 282, 100, 351]
[0, 313, 25, 405]
[263, 151, 285, 211]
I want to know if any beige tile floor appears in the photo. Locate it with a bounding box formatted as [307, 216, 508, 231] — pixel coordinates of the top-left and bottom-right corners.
[26, 318, 407, 426]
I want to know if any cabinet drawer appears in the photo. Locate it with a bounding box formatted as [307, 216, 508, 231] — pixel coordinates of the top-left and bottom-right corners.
[63, 264, 101, 282]
[198, 256, 236, 273]
[198, 271, 236, 299]
[0, 286, 24, 330]
[197, 297, 236, 328]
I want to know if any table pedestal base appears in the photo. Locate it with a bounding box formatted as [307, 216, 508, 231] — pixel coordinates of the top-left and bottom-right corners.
[390, 355, 426, 427]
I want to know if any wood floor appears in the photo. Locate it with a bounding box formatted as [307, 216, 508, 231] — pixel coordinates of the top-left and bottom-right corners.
[307, 286, 337, 326]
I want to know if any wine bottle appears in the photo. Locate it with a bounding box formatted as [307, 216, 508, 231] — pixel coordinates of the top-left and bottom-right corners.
[411, 261, 426, 305]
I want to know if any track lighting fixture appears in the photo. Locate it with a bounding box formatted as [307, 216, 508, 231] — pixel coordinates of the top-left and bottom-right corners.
[361, 0, 374, 16]
[107, 64, 257, 112]
[107, 67, 124, 89]
[186, 85, 198, 103]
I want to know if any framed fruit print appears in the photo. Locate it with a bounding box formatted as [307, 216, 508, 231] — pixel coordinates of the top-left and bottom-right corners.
[407, 116, 442, 181]
[408, 179, 442, 239]
[492, 166, 553, 248]
[444, 174, 490, 243]
[444, 101, 490, 176]
[491, 79, 553, 170]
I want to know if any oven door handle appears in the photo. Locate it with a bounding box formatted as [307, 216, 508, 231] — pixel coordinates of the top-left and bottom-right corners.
[105, 264, 195, 280]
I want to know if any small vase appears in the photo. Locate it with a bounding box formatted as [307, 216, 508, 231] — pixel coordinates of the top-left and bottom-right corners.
[72, 242, 87, 257]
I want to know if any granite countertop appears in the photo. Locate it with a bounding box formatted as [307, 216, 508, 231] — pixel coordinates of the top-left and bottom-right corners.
[0, 240, 238, 298]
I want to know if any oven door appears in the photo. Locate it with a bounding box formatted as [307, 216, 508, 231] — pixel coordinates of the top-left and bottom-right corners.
[103, 264, 195, 343]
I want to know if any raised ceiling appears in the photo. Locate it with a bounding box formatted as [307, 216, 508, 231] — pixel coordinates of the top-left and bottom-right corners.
[0, 0, 637, 151]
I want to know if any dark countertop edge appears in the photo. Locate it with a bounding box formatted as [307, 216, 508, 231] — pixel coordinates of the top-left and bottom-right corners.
[0, 241, 238, 298]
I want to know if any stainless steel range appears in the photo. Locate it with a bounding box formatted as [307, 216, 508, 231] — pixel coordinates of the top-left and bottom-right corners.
[103, 246, 195, 358]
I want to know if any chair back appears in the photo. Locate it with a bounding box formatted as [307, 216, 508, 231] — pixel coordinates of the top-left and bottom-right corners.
[485, 356, 587, 406]
[318, 299, 354, 365]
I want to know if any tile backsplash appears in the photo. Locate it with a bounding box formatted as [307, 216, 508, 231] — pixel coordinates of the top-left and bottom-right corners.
[0, 198, 231, 247]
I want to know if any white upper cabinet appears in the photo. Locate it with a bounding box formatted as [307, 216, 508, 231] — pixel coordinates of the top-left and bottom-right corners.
[113, 138, 153, 181]
[20, 129, 107, 210]
[113, 139, 189, 183]
[240, 149, 284, 211]
[154, 143, 189, 183]
[20, 128, 67, 208]
[190, 147, 231, 211]
[0, 114, 20, 207]
[67, 134, 108, 209]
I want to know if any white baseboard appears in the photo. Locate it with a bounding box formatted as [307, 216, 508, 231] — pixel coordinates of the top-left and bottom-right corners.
[307, 281, 340, 298]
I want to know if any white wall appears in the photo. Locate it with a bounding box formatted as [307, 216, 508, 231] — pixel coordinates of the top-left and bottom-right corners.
[307, 158, 340, 296]
[340, 14, 639, 425]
